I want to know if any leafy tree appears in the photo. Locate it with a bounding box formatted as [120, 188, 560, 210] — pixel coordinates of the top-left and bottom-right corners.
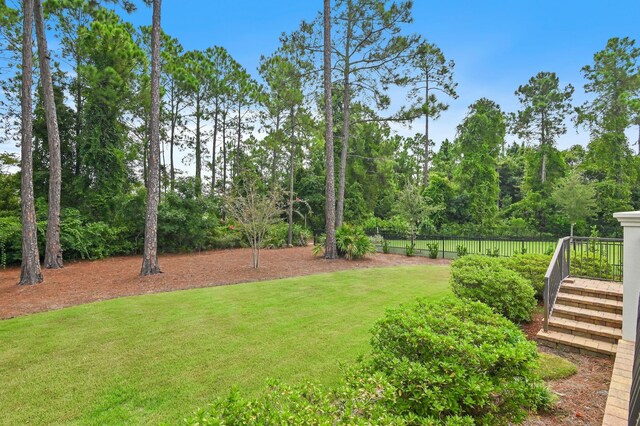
[551, 172, 596, 236]
[578, 37, 639, 182]
[512, 71, 574, 184]
[224, 182, 285, 268]
[403, 41, 458, 187]
[76, 8, 145, 218]
[454, 98, 505, 227]
[394, 184, 437, 244]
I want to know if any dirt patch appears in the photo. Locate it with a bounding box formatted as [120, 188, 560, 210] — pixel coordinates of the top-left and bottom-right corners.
[522, 308, 614, 425]
[0, 247, 449, 319]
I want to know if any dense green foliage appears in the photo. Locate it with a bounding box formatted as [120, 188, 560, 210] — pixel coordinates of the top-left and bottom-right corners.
[189, 297, 551, 425]
[450, 255, 536, 322]
[364, 297, 551, 424]
[336, 224, 375, 260]
[501, 253, 552, 299]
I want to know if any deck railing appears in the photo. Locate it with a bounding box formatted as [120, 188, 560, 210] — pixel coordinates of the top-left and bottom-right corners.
[543, 236, 623, 332]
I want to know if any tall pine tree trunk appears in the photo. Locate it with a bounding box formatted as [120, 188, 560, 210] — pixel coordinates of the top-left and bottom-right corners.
[271, 116, 280, 188]
[141, 0, 162, 276]
[195, 96, 201, 197]
[336, 4, 352, 229]
[211, 102, 219, 193]
[422, 77, 430, 188]
[288, 107, 295, 247]
[235, 100, 241, 180]
[323, 0, 337, 259]
[169, 102, 176, 191]
[222, 113, 227, 194]
[74, 50, 82, 177]
[19, 0, 43, 285]
[34, 0, 63, 269]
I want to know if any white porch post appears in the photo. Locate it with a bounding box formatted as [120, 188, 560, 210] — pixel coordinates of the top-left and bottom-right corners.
[613, 210, 640, 341]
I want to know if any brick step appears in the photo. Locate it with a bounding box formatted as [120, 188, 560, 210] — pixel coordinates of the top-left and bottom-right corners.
[560, 280, 622, 301]
[536, 329, 617, 359]
[552, 304, 622, 328]
[547, 317, 621, 344]
[555, 293, 623, 314]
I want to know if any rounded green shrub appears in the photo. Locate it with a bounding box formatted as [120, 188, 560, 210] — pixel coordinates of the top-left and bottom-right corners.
[451, 255, 536, 323]
[336, 224, 375, 260]
[364, 297, 551, 425]
[501, 253, 552, 299]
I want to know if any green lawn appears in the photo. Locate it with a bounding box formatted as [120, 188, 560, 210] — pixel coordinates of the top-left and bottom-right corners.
[0, 265, 450, 425]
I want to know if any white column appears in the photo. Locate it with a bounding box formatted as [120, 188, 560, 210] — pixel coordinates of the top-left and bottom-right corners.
[613, 210, 640, 341]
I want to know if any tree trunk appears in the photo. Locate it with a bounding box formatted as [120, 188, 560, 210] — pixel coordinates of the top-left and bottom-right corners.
[74, 50, 82, 177]
[195, 96, 201, 197]
[540, 111, 547, 183]
[222, 113, 227, 195]
[422, 76, 429, 188]
[211, 101, 219, 193]
[235, 100, 241, 180]
[288, 107, 295, 247]
[169, 98, 176, 191]
[271, 116, 280, 189]
[141, 0, 162, 276]
[34, 0, 63, 269]
[323, 0, 337, 259]
[19, 0, 43, 285]
[336, 8, 352, 229]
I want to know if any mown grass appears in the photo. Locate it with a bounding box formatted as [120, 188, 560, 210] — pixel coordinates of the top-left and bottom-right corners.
[535, 352, 578, 380]
[0, 265, 450, 425]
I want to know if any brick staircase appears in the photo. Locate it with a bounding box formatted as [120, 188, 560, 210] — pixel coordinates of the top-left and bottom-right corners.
[536, 278, 623, 359]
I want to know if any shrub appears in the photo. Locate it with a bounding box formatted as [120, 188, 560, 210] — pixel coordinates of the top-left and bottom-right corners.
[451, 255, 536, 323]
[369, 234, 384, 251]
[405, 243, 415, 257]
[570, 250, 613, 279]
[186, 377, 408, 425]
[264, 223, 313, 248]
[486, 246, 500, 257]
[311, 233, 326, 256]
[456, 244, 468, 257]
[382, 239, 390, 254]
[363, 297, 551, 425]
[501, 253, 552, 299]
[0, 216, 21, 266]
[336, 224, 375, 260]
[426, 242, 439, 259]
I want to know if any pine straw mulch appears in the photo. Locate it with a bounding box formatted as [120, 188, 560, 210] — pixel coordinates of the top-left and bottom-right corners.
[0, 246, 448, 320]
[523, 308, 614, 426]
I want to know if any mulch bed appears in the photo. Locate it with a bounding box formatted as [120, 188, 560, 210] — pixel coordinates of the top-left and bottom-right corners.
[523, 308, 614, 425]
[0, 246, 448, 320]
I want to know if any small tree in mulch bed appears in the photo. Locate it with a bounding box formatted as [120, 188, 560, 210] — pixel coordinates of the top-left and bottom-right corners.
[224, 182, 285, 268]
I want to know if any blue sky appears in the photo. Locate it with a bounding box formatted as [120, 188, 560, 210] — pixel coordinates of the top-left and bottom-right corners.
[124, 0, 639, 149]
[4, 0, 639, 157]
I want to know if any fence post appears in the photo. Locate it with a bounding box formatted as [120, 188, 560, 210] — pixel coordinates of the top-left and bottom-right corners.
[441, 237, 445, 259]
[614, 211, 640, 341]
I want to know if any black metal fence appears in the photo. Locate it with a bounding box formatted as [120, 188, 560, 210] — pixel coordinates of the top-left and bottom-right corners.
[366, 231, 558, 259]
